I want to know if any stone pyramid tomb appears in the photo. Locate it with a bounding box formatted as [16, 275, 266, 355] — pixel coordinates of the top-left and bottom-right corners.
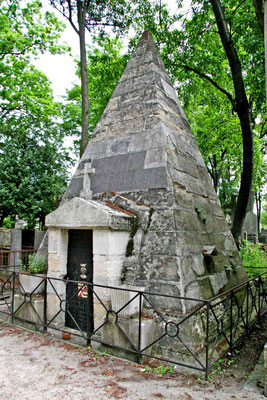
[46, 31, 247, 313]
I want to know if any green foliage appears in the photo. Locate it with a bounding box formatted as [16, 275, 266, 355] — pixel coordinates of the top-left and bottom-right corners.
[240, 242, 267, 277]
[0, 0, 72, 228]
[19, 253, 47, 274]
[210, 359, 223, 377]
[138, 0, 265, 214]
[62, 35, 128, 153]
[195, 206, 207, 223]
[140, 363, 175, 376]
[0, 0, 69, 60]
[2, 216, 15, 228]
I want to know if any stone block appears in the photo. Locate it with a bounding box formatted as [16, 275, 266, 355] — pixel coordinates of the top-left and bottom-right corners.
[180, 257, 199, 283]
[93, 301, 110, 330]
[190, 255, 206, 277]
[138, 256, 180, 282]
[46, 275, 66, 296]
[185, 277, 214, 304]
[153, 311, 207, 366]
[101, 317, 156, 362]
[149, 209, 176, 232]
[34, 231, 46, 251]
[93, 285, 113, 303]
[10, 230, 22, 266]
[18, 273, 46, 295]
[173, 185, 194, 209]
[174, 210, 202, 232]
[48, 229, 59, 253]
[0, 229, 11, 248]
[144, 282, 183, 311]
[209, 271, 228, 296]
[142, 231, 178, 257]
[46, 292, 65, 328]
[111, 285, 145, 316]
[48, 253, 60, 273]
[13, 293, 44, 329]
[144, 147, 166, 169]
[108, 231, 131, 256]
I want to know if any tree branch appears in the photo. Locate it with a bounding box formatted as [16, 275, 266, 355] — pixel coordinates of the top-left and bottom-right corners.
[67, 0, 79, 35]
[231, 0, 247, 16]
[181, 64, 236, 109]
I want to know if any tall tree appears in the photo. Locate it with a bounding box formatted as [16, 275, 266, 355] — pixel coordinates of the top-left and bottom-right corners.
[61, 35, 128, 151]
[141, 0, 265, 244]
[0, 0, 72, 227]
[50, 0, 134, 157]
[209, 0, 253, 243]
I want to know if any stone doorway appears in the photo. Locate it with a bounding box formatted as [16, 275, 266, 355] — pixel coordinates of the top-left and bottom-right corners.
[65, 229, 93, 333]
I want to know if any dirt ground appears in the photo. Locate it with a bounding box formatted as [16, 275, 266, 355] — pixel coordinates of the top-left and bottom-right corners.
[0, 316, 266, 400]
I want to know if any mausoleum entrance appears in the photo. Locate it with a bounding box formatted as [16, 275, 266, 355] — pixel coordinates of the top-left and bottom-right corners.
[65, 229, 93, 333]
[45, 197, 133, 332]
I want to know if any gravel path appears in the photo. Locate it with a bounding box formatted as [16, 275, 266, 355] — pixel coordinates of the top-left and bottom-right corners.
[0, 323, 265, 400]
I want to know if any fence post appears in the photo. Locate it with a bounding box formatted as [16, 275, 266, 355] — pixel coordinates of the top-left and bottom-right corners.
[11, 270, 15, 324]
[86, 283, 91, 347]
[257, 276, 261, 323]
[246, 282, 249, 335]
[229, 290, 233, 353]
[205, 302, 210, 381]
[43, 277, 47, 333]
[137, 292, 142, 364]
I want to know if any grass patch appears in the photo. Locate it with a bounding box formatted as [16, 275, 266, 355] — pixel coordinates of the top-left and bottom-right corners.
[240, 241, 267, 278]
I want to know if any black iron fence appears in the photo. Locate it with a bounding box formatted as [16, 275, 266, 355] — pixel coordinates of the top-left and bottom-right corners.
[0, 266, 266, 379]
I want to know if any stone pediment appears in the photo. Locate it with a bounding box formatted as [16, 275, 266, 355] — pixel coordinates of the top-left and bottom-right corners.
[45, 197, 133, 231]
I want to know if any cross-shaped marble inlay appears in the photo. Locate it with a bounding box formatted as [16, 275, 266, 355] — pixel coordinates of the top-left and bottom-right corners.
[80, 161, 95, 200]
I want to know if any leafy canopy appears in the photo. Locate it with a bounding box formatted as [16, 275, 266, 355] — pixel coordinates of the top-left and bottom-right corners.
[0, 0, 72, 228]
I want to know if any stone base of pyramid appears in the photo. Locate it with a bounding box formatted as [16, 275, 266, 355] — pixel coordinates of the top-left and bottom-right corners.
[98, 284, 253, 370]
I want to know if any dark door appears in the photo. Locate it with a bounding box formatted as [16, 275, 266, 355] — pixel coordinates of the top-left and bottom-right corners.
[65, 229, 93, 334]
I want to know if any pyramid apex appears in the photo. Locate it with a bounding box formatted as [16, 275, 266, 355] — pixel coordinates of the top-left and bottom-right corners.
[141, 30, 154, 41]
[135, 29, 158, 52]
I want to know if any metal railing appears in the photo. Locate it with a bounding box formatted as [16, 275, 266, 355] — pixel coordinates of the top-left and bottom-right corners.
[0, 267, 266, 379]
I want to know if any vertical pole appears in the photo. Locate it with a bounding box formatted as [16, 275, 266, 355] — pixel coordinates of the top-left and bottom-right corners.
[257, 276, 261, 323]
[11, 270, 15, 324]
[246, 282, 249, 335]
[43, 277, 47, 333]
[86, 282, 91, 347]
[137, 292, 142, 364]
[205, 302, 210, 381]
[229, 291, 233, 353]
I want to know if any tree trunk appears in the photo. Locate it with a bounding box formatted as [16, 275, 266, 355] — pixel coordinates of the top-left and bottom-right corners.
[77, 0, 89, 158]
[210, 0, 254, 244]
[252, 0, 264, 34]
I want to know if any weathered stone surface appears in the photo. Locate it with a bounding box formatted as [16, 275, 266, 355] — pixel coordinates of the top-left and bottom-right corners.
[0, 229, 11, 248]
[46, 30, 247, 322]
[101, 317, 156, 361]
[64, 176, 83, 199]
[136, 255, 180, 282]
[10, 229, 22, 266]
[209, 271, 228, 295]
[46, 198, 133, 231]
